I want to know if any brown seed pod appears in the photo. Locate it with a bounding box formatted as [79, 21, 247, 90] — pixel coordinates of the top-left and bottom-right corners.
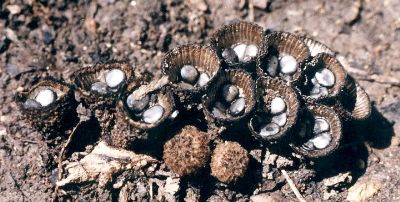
[336, 76, 371, 121]
[162, 44, 221, 108]
[16, 78, 77, 135]
[108, 86, 175, 149]
[249, 77, 301, 142]
[291, 104, 342, 158]
[163, 125, 211, 176]
[258, 32, 310, 83]
[301, 53, 347, 102]
[202, 69, 256, 125]
[301, 36, 335, 57]
[210, 141, 249, 184]
[72, 62, 135, 109]
[210, 21, 265, 72]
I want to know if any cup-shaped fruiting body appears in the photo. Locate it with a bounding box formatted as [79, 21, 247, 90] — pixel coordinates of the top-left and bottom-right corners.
[163, 125, 211, 176]
[202, 69, 256, 125]
[108, 85, 175, 148]
[72, 62, 135, 109]
[162, 44, 221, 108]
[258, 32, 310, 83]
[301, 36, 335, 57]
[210, 21, 265, 72]
[210, 141, 249, 184]
[301, 53, 347, 102]
[291, 104, 342, 158]
[16, 78, 77, 135]
[249, 77, 300, 142]
[337, 76, 371, 121]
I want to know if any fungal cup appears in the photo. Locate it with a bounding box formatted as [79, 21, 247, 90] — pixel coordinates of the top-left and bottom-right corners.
[249, 77, 300, 142]
[210, 21, 265, 72]
[258, 32, 310, 83]
[16, 78, 77, 135]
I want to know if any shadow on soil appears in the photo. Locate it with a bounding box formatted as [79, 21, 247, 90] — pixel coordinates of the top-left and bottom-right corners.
[313, 106, 394, 185]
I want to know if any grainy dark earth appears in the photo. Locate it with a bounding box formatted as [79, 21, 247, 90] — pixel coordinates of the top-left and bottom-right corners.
[0, 0, 399, 201]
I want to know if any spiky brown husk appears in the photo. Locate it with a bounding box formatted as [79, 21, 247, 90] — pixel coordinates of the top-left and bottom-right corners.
[210, 141, 249, 184]
[163, 126, 211, 176]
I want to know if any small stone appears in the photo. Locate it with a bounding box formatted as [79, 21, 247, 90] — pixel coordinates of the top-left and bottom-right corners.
[35, 89, 56, 107]
[252, 0, 268, 9]
[84, 18, 97, 34]
[6, 5, 21, 15]
[260, 123, 280, 137]
[91, 82, 108, 94]
[126, 94, 150, 112]
[315, 68, 335, 87]
[43, 31, 54, 45]
[279, 55, 297, 74]
[346, 179, 381, 202]
[178, 82, 195, 90]
[267, 55, 279, 76]
[313, 118, 330, 134]
[169, 110, 179, 120]
[142, 105, 165, 124]
[229, 97, 245, 116]
[24, 99, 42, 109]
[232, 43, 247, 61]
[222, 48, 239, 63]
[105, 69, 126, 88]
[222, 84, 239, 102]
[270, 97, 286, 114]
[0, 37, 11, 54]
[311, 132, 332, 149]
[196, 73, 210, 87]
[180, 65, 199, 84]
[272, 113, 287, 127]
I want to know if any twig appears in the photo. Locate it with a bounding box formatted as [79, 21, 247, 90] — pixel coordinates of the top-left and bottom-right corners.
[353, 74, 400, 87]
[53, 121, 83, 200]
[281, 169, 307, 202]
[20, 139, 40, 144]
[7, 171, 27, 202]
[130, 75, 169, 99]
[248, 1, 254, 22]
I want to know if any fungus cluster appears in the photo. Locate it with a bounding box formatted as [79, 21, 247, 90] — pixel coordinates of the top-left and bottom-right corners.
[17, 21, 371, 185]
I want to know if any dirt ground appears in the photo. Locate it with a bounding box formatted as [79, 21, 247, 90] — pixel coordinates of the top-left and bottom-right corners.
[0, 0, 399, 201]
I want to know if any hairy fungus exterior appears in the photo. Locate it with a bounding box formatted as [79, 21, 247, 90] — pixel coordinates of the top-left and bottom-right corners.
[210, 141, 249, 183]
[163, 126, 211, 176]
